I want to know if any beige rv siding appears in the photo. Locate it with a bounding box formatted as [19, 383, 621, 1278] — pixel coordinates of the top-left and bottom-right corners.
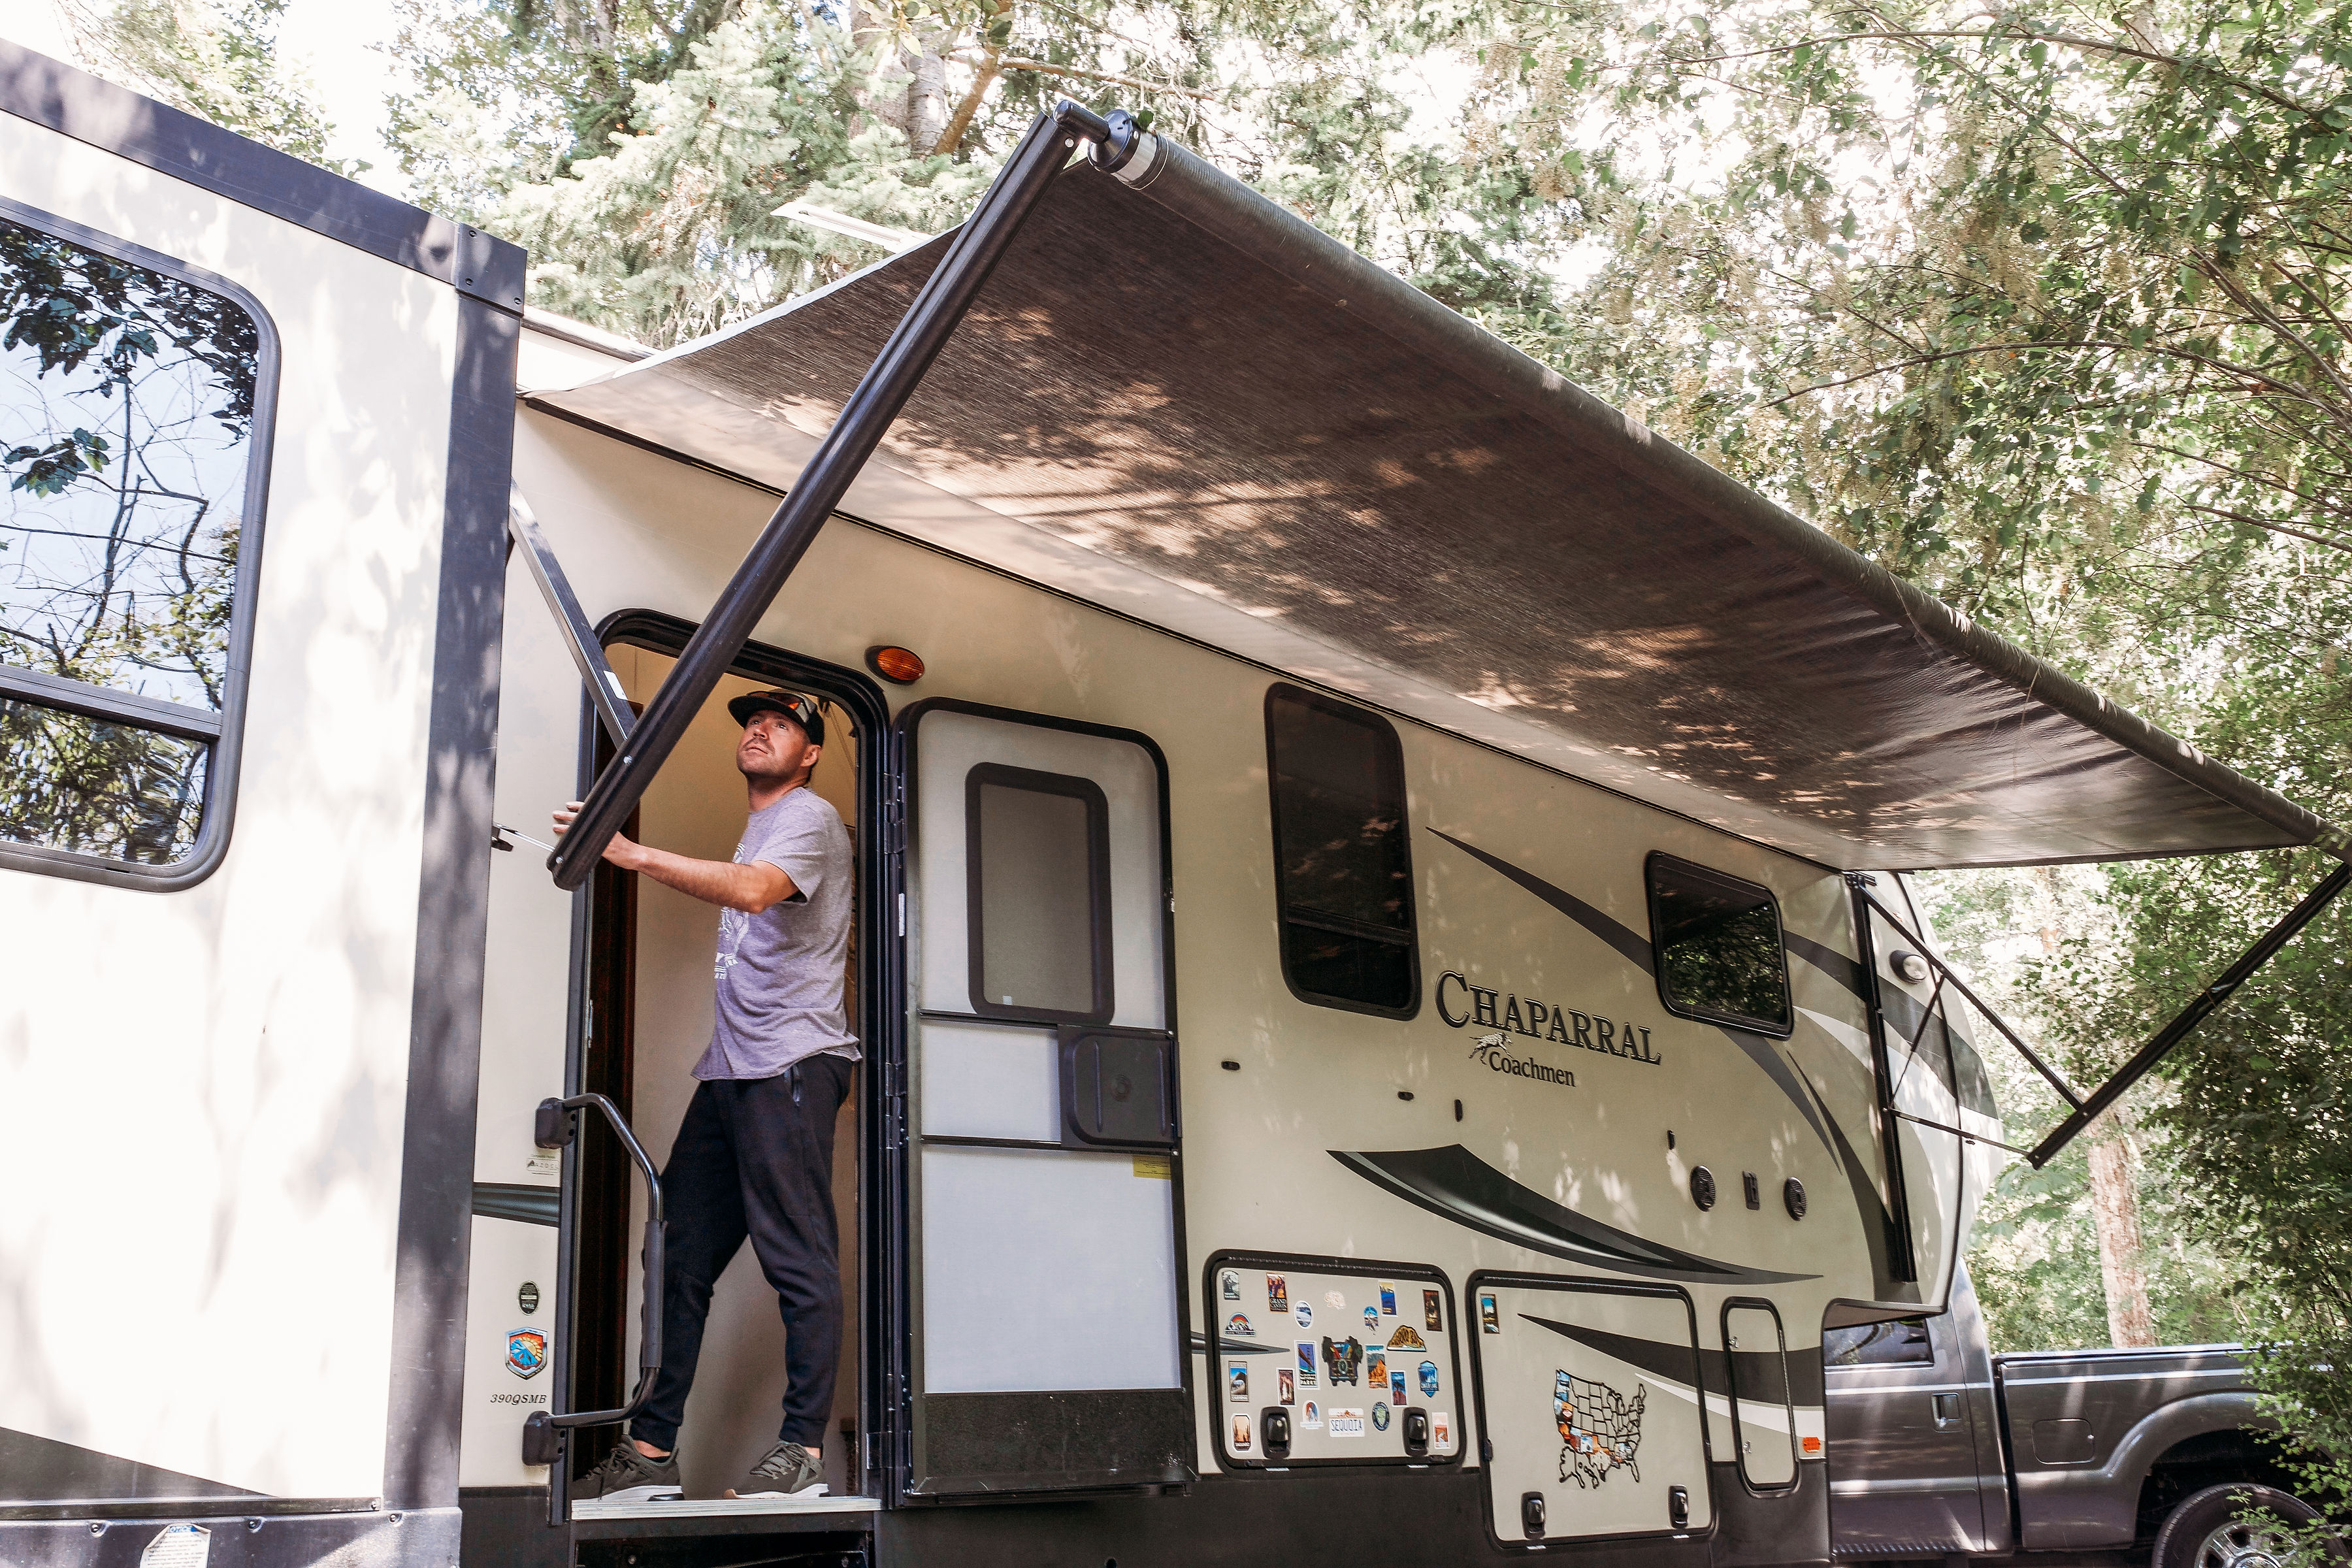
[0, 115, 459, 1497]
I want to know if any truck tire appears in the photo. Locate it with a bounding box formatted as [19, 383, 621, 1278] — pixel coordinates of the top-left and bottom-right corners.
[2153, 1482, 2321, 1568]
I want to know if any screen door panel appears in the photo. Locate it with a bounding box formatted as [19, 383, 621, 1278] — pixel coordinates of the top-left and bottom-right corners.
[906, 705, 1188, 1496]
[1469, 1275, 1714, 1548]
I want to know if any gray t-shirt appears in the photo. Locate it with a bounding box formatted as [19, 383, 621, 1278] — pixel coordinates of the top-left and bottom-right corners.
[693, 785, 858, 1080]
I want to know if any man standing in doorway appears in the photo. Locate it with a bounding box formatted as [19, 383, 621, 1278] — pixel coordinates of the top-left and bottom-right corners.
[553, 689, 855, 1502]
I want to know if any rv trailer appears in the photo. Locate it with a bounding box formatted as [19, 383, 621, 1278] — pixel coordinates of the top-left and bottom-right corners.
[3, 45, 2345, 1568]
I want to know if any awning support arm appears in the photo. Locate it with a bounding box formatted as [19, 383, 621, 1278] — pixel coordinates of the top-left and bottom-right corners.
[545, 99, 1140, 890]
[508, 485, 636, 749]
[1855, 888, 2087, 1112]
[2024, 861, 2350, 1168]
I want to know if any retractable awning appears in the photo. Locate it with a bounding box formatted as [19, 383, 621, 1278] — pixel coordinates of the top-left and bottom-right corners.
[529, 129, 2345, 873]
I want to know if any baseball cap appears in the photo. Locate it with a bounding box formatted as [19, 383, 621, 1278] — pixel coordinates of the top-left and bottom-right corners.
[725, 689, 825, 747]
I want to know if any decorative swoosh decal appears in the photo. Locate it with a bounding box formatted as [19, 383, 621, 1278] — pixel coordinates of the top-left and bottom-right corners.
[1187, 1333, 1288, 1357]
[1427, 828, 1654, 974]
[1419, 826, 1921, 1292]
[1522, 1315, 1827, 1407]
[1331, 1145, 1818, 1284]
[1426, 826, 1835, 1155]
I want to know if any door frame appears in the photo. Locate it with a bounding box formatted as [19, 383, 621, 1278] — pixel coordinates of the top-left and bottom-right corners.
[1722, 1296, 1801, 1494]
[890, 696, 1195, 1503]
[552, 610, 897, 1516]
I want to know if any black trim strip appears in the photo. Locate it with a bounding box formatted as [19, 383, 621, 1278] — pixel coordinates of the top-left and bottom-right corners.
[472, 1183, 560, 1227]
[382, 294, 521, 1511]
[1331, 1145, 1817, 1284]
[0, 664, 221, 740]
[0, 44, 525, 308]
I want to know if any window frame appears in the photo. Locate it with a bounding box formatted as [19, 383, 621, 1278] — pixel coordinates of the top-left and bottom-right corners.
[963, 759, 1117, 1025]
[0, 195, 280, 892]
[1643, 851, 1795, 1038]
[1263, 681, 1422, 1021]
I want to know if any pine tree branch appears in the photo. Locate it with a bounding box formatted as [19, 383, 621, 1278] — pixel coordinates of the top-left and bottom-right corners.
[953, 51, 1217, 101]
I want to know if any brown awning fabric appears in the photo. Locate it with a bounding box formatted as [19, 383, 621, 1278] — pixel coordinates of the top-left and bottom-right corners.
[531, 135, 2345, 871]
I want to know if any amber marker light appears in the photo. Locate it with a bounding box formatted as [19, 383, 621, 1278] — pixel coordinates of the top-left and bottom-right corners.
[866, 645, 925, 684]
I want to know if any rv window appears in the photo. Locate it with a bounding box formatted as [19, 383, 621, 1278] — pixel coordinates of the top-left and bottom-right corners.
[1265, 684, 1418, 1016]
[1, 208, 270, 876]
[966, 762, 1114, 1022]
[1646, 854, 1793, 1035]
[1823, 1317, 1935, 1368]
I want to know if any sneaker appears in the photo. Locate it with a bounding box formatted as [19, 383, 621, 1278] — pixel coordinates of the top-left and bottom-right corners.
[576, 1440, 683, 1503]
[726, 1441, 826, 1499]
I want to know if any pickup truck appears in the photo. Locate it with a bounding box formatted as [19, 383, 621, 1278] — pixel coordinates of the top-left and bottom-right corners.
[1825, 1265, 2323, 1568]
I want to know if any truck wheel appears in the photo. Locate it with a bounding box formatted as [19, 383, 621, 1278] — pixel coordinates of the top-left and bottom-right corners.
[2153, 1482, 2321, 1568]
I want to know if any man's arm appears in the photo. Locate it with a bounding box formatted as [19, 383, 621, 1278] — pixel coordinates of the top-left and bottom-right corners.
[552, 801, 798, 913]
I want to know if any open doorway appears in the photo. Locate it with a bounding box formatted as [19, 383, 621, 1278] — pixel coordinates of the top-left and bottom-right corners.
[567, 613, 884, 1508]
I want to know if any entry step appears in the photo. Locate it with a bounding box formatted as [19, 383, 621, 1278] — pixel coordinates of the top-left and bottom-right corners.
[572, 1494, 879, 1522]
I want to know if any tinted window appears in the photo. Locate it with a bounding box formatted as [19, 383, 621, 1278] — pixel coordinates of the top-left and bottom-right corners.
[1647, 855, 1791, 1034]
[966, 763, 1112, 1022]
[1, 211, 267, 874]
[1266, 684, 1418, 1015]
[1823, 1317, 1935, 1367]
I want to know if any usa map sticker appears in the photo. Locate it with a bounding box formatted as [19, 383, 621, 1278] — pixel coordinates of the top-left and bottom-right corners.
[1555, 1368, 1644, 1488]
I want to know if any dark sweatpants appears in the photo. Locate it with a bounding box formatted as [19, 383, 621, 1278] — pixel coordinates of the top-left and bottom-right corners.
[631, 1058, 852, 1452]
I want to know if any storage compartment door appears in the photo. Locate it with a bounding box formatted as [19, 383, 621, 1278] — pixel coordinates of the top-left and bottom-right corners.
[1468, 1275, 1714, 1550]
[904, 705, 1190, 1495]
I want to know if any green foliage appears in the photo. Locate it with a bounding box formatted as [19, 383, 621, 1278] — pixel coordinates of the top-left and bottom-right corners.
[61, 0, 352, 169]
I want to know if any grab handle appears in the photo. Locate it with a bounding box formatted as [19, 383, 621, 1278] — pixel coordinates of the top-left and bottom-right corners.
[522, 1094, 664, 1467]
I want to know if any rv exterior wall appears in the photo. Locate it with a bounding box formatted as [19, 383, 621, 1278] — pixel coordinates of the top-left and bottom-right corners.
[0, 112, 462, 1497]
[486, 316, 1995, 1524]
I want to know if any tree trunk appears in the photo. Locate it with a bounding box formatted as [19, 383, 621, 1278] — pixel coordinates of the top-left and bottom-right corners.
[2031, 866, 2156, 1349]
[2085, 1111, 2157, 1347]
[906, 31, 949, 153]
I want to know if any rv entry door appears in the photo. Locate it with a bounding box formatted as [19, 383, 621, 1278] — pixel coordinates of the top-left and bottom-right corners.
[897, 702, 1193, 1497]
